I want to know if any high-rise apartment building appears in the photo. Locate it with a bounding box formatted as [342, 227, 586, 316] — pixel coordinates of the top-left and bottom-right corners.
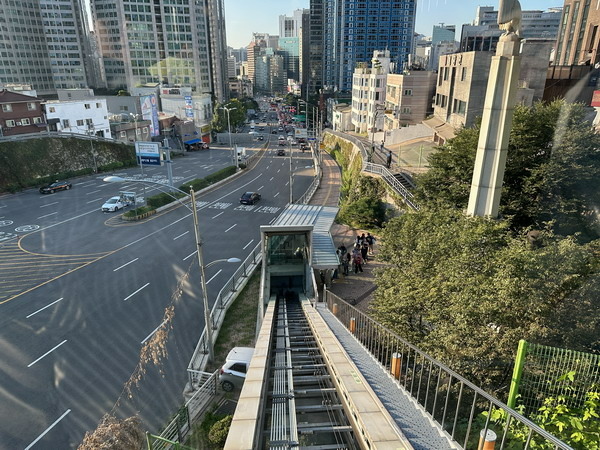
[0, 0, 91, 96]
[432, 24, 456, 46]
[279, 9, 308, 38]
[91, 0, 228, 101]
[315, 0, 416, 93]
[554, 1, 600, 66]
[279, 9, 309, 85]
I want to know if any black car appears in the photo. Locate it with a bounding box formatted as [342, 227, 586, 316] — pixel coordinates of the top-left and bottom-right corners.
[39, 180, 72, 194]
[240, 191, 261, 205]
[257, 135, 264, 141]
[277, 149, 286, 156]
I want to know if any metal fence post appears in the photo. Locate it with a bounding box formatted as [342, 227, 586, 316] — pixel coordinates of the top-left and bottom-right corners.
[507, 339, 529, 409]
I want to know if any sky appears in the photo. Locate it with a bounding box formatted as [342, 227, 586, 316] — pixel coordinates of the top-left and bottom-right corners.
[224, 0, 560, 48]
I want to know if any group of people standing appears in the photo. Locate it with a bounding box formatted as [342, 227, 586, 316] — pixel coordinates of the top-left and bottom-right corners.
[337, 233, 376, 275]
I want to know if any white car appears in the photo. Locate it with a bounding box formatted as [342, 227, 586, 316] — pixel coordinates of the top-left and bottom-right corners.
[101, 196, 128, 212]
[248, 130, 259, 135]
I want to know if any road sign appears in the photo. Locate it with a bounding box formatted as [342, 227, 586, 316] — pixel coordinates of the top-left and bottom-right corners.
[135, 141, 162, 166]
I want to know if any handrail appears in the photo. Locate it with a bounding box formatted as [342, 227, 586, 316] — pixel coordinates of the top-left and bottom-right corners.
[324, 290, 573, 450]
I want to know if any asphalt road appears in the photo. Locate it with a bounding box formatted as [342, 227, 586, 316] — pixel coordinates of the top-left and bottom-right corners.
[0, 138, 314, 449]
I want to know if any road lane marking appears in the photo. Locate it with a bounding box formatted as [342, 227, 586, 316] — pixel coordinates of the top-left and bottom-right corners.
[274, 192, 280, 198]
[86, 198, 103, 204]
[183, 170, 192, 174]
[37, 212, 58, 219]
[206, 269, 222, 285]
[211, 211, 224, 219]
[24, 409, 71, 450]
[141, 320, 167, 344]
[40, 202, 59, 208]
[224, 224, 237, 233]
[183, 251, 196, 261]
[86, 190, 101, 195]
[285, 182, 289, 186]
[270, 177, 274, 181]
[243, 239, 254, 250]
[277, 169, 280, 173]
[173, 231, 189, 240]
[113, 258, 139, 272]
[123, 283, 150, 301]
[258, 186, 264, 190]
[28, 340, 68, 367]
[26, 298, 63, 318]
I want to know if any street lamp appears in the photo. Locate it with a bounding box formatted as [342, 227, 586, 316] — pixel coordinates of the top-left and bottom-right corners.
[103, 175, 241, 362]
[220, 106, 237, 169]
[129, 113, 146, 202]
[369, 104, 386, 163]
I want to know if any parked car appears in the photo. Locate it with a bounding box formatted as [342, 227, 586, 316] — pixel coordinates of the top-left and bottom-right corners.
[39, 180, 72, 194]
[219, 347, 254, 391]
[240, 191, 261, 205]
[102, 196, 128, 212]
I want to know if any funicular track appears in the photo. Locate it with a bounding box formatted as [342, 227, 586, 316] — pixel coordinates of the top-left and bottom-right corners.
[262, 297, 358, 450]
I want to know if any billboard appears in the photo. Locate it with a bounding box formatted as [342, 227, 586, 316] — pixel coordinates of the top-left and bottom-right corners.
[184, 95, 194, 118]
[294, 128, 308, 138]
[135, 141, 161, 166]
[141, 94, 159, 136]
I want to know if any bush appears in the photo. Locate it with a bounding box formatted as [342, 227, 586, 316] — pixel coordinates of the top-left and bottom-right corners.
[146, 191, 186, 209]
[179, 165, 236, 193]
[208, 415, 232, 447]
[339, 197, 386, 228]
[123, 206, 154, 218]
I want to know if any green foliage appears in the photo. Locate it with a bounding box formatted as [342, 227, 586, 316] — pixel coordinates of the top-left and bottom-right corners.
[117, 90, 130, 96]
[187, 411, 229, 449]
[414, 101, 600, 239]
[207, 415, 232, 446]
[212, 98, 248, 132]
[123, 206, 154, 218]
[484, 372, 600, 449]
[339, 197, 386, 229]
[146, 191, 186, 209]
[0, 137, 135, 192]
[371, 207, 598, 390]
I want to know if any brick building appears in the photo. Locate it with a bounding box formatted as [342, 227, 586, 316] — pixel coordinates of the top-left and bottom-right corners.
[0, 90, 45, 137]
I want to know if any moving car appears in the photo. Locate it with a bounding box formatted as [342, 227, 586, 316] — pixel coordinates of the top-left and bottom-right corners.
[277, 148, 286, 156]
[219, 347, 254, 391]
[102, 196, 128, 212]
[257, 135, 264, 141]
[248, 130, 259, 135]
[240, 191, 261, 205]
[39, 180, 72, 194]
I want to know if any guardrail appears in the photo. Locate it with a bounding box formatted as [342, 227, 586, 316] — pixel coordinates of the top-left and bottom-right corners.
[0, 130, 123, 144]
[294, 143, 322, 205]
[324, 130, 419, 211]
[187, 244, 262, 386]
[324, 290, 572, 450]
[150, 371, 218, 449]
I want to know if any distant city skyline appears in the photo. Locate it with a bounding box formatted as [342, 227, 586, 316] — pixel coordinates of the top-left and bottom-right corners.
[224, 0, 560, 48]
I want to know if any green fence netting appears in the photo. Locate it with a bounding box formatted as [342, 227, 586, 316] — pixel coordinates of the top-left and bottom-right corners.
[508, 339, 600, 416]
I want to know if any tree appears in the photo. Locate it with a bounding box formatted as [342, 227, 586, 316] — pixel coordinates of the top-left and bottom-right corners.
[414, 101, 600, 239]
[211, 99, 247, 132]
[78, 414, 145, 450]
[371, 208, 597, 389]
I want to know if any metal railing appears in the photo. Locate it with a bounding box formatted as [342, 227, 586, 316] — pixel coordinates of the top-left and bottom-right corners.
[187, 243, 262, 385]
[152, 371, 219, 449]
[324, 290, 573, 450]
[0, 130, 123, 144]
[324, 130, 419, 211]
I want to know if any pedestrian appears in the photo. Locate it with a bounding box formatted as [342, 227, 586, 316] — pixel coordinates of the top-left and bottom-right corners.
[353, 252, 364, 273]
[386, 150, 392, 169]
[355, 235, 363, 247]
[345, 252, 351, 275]
[361, 242, 369, 263]
[366, 233, 375, 255]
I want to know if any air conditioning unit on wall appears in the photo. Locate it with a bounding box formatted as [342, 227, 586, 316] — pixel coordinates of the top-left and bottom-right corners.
[15, 121, 22, 126]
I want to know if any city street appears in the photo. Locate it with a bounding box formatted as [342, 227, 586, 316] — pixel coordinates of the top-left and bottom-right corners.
[0, 139, 314, 449]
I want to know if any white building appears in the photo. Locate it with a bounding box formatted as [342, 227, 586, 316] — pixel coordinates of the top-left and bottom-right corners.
[351, 50, 392, 134]
[44, 99, 111, 138]
[160, 88, 212, 143]
[332, 103, 352, 132]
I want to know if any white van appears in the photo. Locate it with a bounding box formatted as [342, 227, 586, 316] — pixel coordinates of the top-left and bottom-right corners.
[219, 347, 254, 391]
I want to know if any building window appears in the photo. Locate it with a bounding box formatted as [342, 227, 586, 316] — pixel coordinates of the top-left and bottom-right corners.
[461, 67, 467, 81]
[96, 103, 101, 108]
[63, 119, 70, 128]
[402, 107, 411, 114]
[77, 119, 84, 126]
[33, 117, 42, 124]
[27, 102, 37, 111]
[142, 127, 148, 134]
[84, 104, 91, 109]
[443, 67, 449, 80]
[21, 118, 30, 125]
[120, 131, 127, 138]
[86, 118, 93, 126]
[136, 128, 141, 135]
[5, 119, 15, 127]
[2, 104, 12, 112]
[403, 89, 412, 96]
[456, 100, 466, 116]
[48, 107, 56, 113]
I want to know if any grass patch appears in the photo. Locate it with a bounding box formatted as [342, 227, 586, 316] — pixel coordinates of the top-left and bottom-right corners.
[206, 268, 261, 371]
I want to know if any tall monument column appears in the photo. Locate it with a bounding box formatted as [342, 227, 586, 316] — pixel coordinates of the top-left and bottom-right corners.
[467, 0, 522, 218]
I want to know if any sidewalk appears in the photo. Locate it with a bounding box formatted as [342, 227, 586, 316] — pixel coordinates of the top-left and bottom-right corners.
[308, 151, 380, 312]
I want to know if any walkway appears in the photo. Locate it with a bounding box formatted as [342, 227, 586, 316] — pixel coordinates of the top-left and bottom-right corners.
[306, 149, 454, 449]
